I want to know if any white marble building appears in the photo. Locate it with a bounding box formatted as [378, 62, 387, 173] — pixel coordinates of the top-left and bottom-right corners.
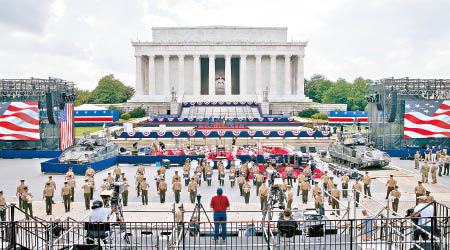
[130, 26, 311, 106]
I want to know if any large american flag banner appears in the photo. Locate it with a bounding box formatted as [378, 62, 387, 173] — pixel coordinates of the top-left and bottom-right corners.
[0, 102, 40, 140]
[60, 103, 74, 149]
[404, 100, 450, 138]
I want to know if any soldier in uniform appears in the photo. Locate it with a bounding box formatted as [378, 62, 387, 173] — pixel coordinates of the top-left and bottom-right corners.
[158, 179, 167, 203]
[100, 179, 109, 204]
[300, 180, 311, 204]
[21, 187, 33, 217]
[255, 173, 264, 195]
[173, 171, 181, 184]
[135, 173, 144, 197]
[385, 175, 397, 200]
[438, 155, 444, 176]
[421, 161, 430, 183]
[414, 151, 421, 169]
[297, 174, 306, 196]
[310, 182, 319, 197]
[243, 181, 251, 204]
[172, 178, 182, 203]
[45, 176, 57, 205]
[251, 164, 259, 185]
[286, 186, 294, 210]
[285, 165, 294, 186]
[67, 177, 76, 202]
[414, 181, 426, 205]
[425, 191, 434, 203]
[85, 165, 95, 178]
[16, 180, 26, 209]
[140, 178, 149, 205]
[259, 182, 269, 210]
[136, 164, 145, 175]
[88, 176, 95, 200]
[279, 180, 287, 204]
[0, 191, 6, 221]
[218, 162, 225, 186]
[61, 182, 71, 212]
[389, 186, 401, 214]
[363, 172, 372, 197]
[341, 173, 350, 198]
[158, 164, 166, 178]
[237, 174, 245, 196]
[81, 179, 91, 210]
[321, 171, 330, 196]
[430, 162, 437, 184]
[444, 155, 450, 176]
[327, 177, 335, 204]
[65, 167, 75, 180]
[43, 182, 54, 215]
[122, 177, 129, 206]
[330, 184, 340, 216]
[201, 161, 207, 182]
[113, 164, 122, 181]
[187, 178, 198, 204]
[155, 170, 162, 191]
[304, 166, 312, 184]
[315, 191, 324, 215]
[352, 179, 362, 207]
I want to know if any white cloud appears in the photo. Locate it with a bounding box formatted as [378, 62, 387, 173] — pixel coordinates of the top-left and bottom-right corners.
[0, 0, 449, 90]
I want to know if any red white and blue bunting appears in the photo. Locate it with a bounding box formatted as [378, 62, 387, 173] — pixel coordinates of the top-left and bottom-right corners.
[115, 130, 331, 139]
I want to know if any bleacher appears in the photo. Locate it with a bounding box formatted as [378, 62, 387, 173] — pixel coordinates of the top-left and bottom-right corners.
[180, 105, 262, 119]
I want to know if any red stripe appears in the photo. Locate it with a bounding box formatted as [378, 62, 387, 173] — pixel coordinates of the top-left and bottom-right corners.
[432, 110, 450, 117]
[22, 102, 38, 106]
[403, 127, 450, 137]
[0, 133, 39, 140]
[328, 118, 368, 122]
[404, 114, 450, 129]
[6, 105, 38, 113]
[438, 103, 450, 110]
[404, 135, 411, 139]
[74, 117, 113, 122]
[0, 121, 39, 133]
[0, 112, 39, 125]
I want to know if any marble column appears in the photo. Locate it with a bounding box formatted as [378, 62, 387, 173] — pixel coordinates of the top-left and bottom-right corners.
[255, 55, 262, 95]
[209, 55, 215, 95]
[284, 55, 291, 95]
[225, 55, 231, 95]
[178, 54, 184, 97]
[193, 55, 201, 95]
[148, 55, 155, 95]
[296, 54, 304, 96]
[163, 55, 170, 96]
[135, 56, 143, 96]
[240, 55, 247, 95]
[270, 55, 277, 95]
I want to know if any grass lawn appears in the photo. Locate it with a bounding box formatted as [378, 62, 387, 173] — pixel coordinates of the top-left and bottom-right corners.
[118, 117, 138, 122]
[299, 117, 328, 122]
[75, 127, 103, 136]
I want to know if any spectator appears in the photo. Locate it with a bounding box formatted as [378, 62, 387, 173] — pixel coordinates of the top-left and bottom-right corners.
[189, 216, 200, 236]
[359, 210, 375, 241]
[277, 209, 297, 237]
[210, 188, 230, 242]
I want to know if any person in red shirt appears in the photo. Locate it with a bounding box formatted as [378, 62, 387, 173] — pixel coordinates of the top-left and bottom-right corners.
[210, 187, 230, 242]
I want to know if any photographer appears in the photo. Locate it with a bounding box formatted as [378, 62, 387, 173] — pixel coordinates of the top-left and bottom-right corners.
[277, 209, 297, 237]
[412, 196, 434, 240]
[89, 200, 115, 222]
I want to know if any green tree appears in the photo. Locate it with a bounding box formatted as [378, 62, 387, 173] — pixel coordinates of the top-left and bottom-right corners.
[322, 78, 351, 105]
[305, 74, 333, 103]
[348, 77, 370, 111]
[298, 108, 320, 118]
[74, 88, 90, 106]
[89, 74, 135, 104]
[129, 107, 146, 118]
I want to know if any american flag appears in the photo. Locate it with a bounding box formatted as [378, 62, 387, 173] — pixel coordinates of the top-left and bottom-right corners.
[0, 102, 40, 140]
[60, 103, 74, 149]
[404, 100, 450, 138]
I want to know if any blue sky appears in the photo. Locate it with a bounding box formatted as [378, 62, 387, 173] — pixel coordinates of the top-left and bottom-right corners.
[0, 0, 449, 89]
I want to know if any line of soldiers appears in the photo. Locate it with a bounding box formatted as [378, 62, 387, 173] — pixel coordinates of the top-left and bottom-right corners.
[415, 151, 450, 183]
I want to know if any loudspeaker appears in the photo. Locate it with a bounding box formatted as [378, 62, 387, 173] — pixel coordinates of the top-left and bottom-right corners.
[388, 92, 398, 123]
[46, 92, 56, 124]
[376, 103, 382, 111]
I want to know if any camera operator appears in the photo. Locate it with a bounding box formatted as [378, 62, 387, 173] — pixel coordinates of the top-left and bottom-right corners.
[411, 196, 434, 240]
[277, 209, 297, 237]
[89, 200, 115, 222]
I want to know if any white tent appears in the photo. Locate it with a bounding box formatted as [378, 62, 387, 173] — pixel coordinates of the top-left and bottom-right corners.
[74, 104, 106, 111]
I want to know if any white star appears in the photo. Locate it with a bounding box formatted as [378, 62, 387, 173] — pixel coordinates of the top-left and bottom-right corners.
[429, 105, 434, 108]
[424, 110, 429, 113]
[425, 103, 429, 106]
[415, 104, 420, 108]
[405, 104, 410, 109]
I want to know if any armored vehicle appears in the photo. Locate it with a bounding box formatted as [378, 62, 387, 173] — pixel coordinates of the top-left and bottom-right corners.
[58, 135, 118, 164]
[327, 132, 390, 169]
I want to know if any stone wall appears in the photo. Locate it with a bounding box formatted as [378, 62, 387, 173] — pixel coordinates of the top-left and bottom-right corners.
[95, 103, 172, 116]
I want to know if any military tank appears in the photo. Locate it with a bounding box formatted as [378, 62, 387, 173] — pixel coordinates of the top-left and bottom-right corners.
[327, 132, 390, 169]
[58, 134, 118, 164]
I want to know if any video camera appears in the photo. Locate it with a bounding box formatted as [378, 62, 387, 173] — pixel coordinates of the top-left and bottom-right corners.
[269, 178, 285, 210]
[100, 182, 125, 208]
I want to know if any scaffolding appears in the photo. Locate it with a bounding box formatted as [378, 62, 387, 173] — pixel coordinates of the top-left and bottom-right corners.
[0, 78, 75, 150]
[367, 78, 450, 150]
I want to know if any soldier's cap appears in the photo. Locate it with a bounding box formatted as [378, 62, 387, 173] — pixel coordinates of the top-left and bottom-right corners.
[418, 181, 422, 184]
[49, 176, 52, 178]
[24, 186, 28, 190]
[394, 186, 398, 188]
[143, 178, 146, 180]
[365, 171, 369, 174]
[64, 181, 68, 184]
[103, 179, 107, 181]
[108, 173, 111, 175]
[330, 177, 334, 179]
[418, 196, 427, 200]
[426, 191, 430, 194]
[85, 179, 89, 182]
[20, 180, 25, 182]
[334, 184, 337, 186]
[390, 175, 393, 177]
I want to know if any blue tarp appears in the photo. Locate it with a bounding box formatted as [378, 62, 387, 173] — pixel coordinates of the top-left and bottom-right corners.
[0, 150, 62, 159]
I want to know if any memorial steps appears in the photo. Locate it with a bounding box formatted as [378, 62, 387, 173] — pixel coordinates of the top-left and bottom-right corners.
[180, 105, 262, 119]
